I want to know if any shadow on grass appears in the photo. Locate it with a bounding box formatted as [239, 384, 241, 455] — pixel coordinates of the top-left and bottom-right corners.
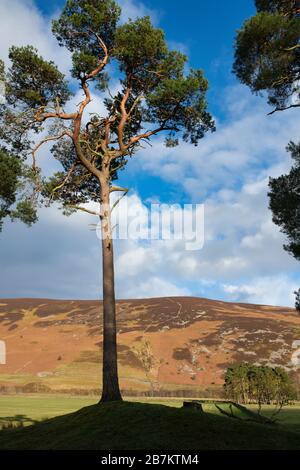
[269, 408, 300, 434]
[0, 401, 300, 450]
[0, 415, 39, 430]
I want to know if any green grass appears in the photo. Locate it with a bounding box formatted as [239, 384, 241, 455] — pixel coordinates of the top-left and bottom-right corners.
[0, 395, 98, 426]
[1, 395, 300, 432]
[134, 399, 300, 430]
[0, 398, 300, 450]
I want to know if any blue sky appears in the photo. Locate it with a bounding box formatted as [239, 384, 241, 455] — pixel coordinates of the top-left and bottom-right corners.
[34, 0, 255, 115]
[0, 0, 299, 306]
[33, 0, 256, 202]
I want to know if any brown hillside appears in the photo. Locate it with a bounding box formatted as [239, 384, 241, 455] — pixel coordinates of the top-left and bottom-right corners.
[0, 297, 300, 396]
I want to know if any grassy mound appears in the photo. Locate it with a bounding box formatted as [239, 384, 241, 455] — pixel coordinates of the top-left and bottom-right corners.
[0, 401, 299, 450]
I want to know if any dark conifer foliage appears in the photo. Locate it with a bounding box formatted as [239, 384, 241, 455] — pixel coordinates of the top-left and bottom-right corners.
[234, 0, 300, 114]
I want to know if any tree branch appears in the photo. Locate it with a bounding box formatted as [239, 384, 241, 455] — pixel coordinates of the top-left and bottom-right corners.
[50, 162, 77, 199]
[110, 185, 129, 193]
[102, 116, 117, 152]
[72, 81, 103, 178]
[79, 137, 103, 159]
[127, 94, 144, 117]
[124, 125, 176, 151]
[66, 204, 101, 217]
[268, 103, 300, 115]
[120, 98, 182, 153]
[284, 45, 300, 51]
[111, 188, 129, 212]
[85, 33, 109, 80]
[32, 35, 110, 180]
[118, 76, 132, 152]
[31, 131, 72, 169]
[34, 109, 77, 123]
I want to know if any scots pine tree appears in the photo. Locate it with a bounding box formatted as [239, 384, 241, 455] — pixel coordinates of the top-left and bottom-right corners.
[0, 0, 214, 401]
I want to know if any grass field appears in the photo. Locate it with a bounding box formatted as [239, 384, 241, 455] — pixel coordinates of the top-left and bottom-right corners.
[0, 395, 98, 426]
[1, 395, 300, 432]
[0, 398, 300, 450]
[0, 394, 300, 450]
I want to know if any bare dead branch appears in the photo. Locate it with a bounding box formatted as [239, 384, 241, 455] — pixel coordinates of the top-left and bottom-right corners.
[111, 188, 129, 212]
[50, 162, 78, 200]
[66, 204, 102, 217]
[118, 76, 133, 151]
[285, 45, 300, 51]
[31, 130, 72, 170]
[110, 185, 129, 193]
[85, 33, 109, 80]
[34, 108, 77, 123]
[127, 94, 144, 118]
[268, 103, 300, 115]
[124, 125, 175, 151]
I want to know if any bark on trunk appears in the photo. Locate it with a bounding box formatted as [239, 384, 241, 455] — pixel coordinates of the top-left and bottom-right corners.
[99, 180, 122, 402]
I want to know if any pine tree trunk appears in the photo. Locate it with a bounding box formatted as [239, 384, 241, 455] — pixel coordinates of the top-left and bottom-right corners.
[99, 180, 122, 402]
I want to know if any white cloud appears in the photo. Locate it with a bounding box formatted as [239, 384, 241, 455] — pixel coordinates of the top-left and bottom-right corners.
[223, 276, 298, 307]
[131, 85, 299, 199]
[119, 0, 160, 23]
[0, 0, 72, 74]
[118, 276, 190, 299]
[0, 205, 101, 299]
[0, 0, 161, 76]
[168, 40, 190, 56]
[65, 88, 109, 122]
[0, 4, 299, 307]
[110, 189, 298, 305]
[109, 85, 300, 306]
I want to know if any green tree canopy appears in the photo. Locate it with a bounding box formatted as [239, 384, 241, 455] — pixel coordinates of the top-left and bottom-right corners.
[269, 142, 300, 262]
[268, 142, 300, 311]
[295, 288, 300, 311]
[224, 363, 296, 406]
[233, 0, 300, 114]
[0, 59, 38, 231]
[1, 1, 215, 215]
[234, 1, 300, 312]
[0, 147, 38, 231]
